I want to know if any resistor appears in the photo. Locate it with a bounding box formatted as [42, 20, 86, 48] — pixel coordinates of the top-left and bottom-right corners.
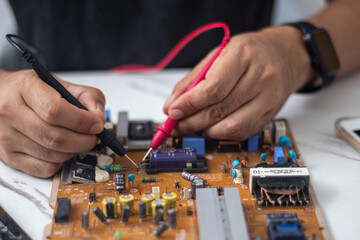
[137, 177, 162, 183]
[104, 164, 128, 172]
[180, 171, 206, 184]
[81, 211, 89, 228]
[154, 222, 169, 237]
[220, 164, 226, 176]
[121, 205, 131, 223]
[93, 207, 107, 223]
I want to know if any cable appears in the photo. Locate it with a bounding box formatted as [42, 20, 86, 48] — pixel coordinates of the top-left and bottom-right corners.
[111, 22, 230, 73]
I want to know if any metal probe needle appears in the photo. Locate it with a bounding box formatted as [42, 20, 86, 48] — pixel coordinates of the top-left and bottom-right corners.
[141, 147, 153, 164]
[124, 154, 139, 169]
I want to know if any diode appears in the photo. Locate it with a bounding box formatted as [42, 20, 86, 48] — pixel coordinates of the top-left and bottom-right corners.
[152, 208, 165, 225]
[81, 211, 89, 228]
[93, 207, 107, 223]
[220, 164, 226, 176]
[175, 180, 180, 191]
[154, 222, 169, 237]
[167, 209, 176, 227]
[121, 205, 131, 223]
[139, 201, 147, 219]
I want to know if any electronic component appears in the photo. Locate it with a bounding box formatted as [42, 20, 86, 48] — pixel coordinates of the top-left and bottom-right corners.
[119, 194, 135, 215]
[151, 200, 165, 218]
[279, 136, 291, 148]
[232, 169, 244, 184]
[267, 214, 305, 240]
[220, 164, 226, 175]
[260, 153, 268, 163]
[152, 208, 165, 225]
[93, 207, 107, 223]
[182, 136, 205, 155]
[262, 122, 274, 144]
[104, 164, 128, 172]
[145, 149, 208, 174]
[249, 166, 310, 207]
[274, 121, 286, 144]
[137, 177, 161, 183]
[81, 211, 89, 229]
[191, 178, 206, 199]
[121, 206, 131, 223]
[141, 193, 156, 216]
[162, 192, 177, 211]
[115, 173, 126, 192]
[186, 207, 193, 216]
[182, 188, 192, 200]
[180, 171, 207, 183]
[139, 201, 147, 219]
[154, 222, 169, 237]
[247, 134, 259, 152]
[89, 193, 96, 203]
[175, 180, 180, 191]
[167, 209, 176, 227]
[102, 197, 118, 219]
[152, 187, 160, 200]
[128, 174, 135, 185]
[211, 140, 242, 152]
[288, 150, 296, 164]
[55, 198, 71, 223]
[274, 147, 285, 164]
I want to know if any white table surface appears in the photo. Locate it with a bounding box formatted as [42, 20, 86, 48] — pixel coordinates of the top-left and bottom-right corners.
[0, 69, 359, 240]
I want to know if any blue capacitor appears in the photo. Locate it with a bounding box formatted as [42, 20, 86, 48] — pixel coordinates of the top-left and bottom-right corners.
[260, 153, 267, 163]
[288, 149, 296, 164]
[274, 147, 285, 164]
[149, 149, 197, 169]
[232, 169, 237, 179]
[182, 136, 205, 155]
[103, 165, 110, 172]
[247, 134, 259, 152]
[279, 136, 291, 148]
[105, 109, 111, 122]
[231, 159, 240, 169]
[128, 174, 135, 184]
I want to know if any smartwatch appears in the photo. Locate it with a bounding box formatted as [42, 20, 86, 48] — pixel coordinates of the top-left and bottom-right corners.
[287, 21, 340, 93]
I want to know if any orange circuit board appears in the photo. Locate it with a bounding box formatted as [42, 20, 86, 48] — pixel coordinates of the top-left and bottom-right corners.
[45, 119, 330, 240]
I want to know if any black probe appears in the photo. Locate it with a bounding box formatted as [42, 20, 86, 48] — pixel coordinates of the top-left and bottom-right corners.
[6, 34, 138, 169]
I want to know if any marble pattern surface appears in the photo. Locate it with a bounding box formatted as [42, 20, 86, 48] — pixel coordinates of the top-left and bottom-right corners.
[0, 69, 359, 240]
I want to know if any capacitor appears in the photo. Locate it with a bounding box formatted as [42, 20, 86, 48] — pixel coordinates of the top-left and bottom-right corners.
[175, 180, 179, 191]
[279, 135, 291, 148]
[151, 200, 166, 217]
[152, 208, 165, 225]
[154, 222, 169, 237]
[115, 173, 126, 192]
[167, 209, 176, 227]
[260, 153, 267, 163]
[180, 171, 198, 181]
[231, 157, 240, 169]
[162, 192, 177, 211]
[139, 201, 147, 219]
[288, 149, 296, 164]
[119, 194, 135, 215]
[232, 169, 237, 180]
[81, 211, 89, 228]
[128, 174, 135, 185]
[220, 164, 226, 175]
[141, 193, 156, 216]
[102, 197, 118, 219]
[121, 205, 131, 223]
[93, 207, 107, 223]
[191, 178, 205, 199]
[232, 169, 244, 184]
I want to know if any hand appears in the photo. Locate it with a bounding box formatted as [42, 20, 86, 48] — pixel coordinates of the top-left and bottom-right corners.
[0, 70, 106, 178]
[163, 26, 314, 140]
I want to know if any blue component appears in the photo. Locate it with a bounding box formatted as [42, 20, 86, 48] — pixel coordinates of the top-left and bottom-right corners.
[128, 174, 135, 184]
[279, 136, 291, 148]
[276, 223, 300, 234]
[247, 134, 259, 152]
[288, 149, 296, 164]
[260, 153, 267, 163]
[182, 136, 205, 155]
[232, 169, 237, 179]
[103, 165, 110, 172]
[274, 147, 285, 164]
[105, 109, 111, 122]
[231, 159, 240, 169]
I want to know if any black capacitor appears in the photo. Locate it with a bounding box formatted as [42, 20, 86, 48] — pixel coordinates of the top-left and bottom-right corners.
[93, 207, 107, 223]
[115, 173, 126, 192]
[191, 178, 205, 200]
[154, 222, 169, 237]
[121, 205, 131, 223]
[139, 201, 147, 219]
[81, 211, 89, 228]
[175, 180, 179, 190]
[167, 209, 176, 227]
[152, 208, 164, 225]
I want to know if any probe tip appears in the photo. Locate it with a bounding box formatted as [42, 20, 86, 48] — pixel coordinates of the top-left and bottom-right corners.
[124, 154, 139, 169]
[141, 147, 153, 163]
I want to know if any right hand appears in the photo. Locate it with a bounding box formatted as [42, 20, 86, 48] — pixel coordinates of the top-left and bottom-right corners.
[0, 70, 106, 178]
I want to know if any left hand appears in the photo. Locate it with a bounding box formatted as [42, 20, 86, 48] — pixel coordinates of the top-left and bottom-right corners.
[163, 26, 315, 140]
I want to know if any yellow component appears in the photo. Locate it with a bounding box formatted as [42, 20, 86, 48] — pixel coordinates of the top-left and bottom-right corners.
[102, 197, 118, 219]
[151, 200, 166, 218]
[141, 193, 156, 216]
[119, 194, 135, 215]
[162, 192, 177, 211]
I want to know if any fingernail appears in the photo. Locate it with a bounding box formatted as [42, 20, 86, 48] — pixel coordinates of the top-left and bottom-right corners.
[169, 109, 185, 120]
[89, 123, 102, 134]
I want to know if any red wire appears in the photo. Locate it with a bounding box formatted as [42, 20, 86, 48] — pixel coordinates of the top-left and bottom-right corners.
[110, 22, 230, 73]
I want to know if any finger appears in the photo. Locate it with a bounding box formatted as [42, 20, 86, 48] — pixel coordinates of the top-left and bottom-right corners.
[167, 45, 248, 120]
[163, 50, 215, 115]
[11, 128, 73, 163]
[203, 92, 274, 141]
[21, 73, 104, 134]
[13, 104, 97, 153]
[172, 62, 263, 136]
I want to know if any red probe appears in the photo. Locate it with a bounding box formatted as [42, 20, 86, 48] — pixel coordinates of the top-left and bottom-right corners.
[111, 22, 230, 163]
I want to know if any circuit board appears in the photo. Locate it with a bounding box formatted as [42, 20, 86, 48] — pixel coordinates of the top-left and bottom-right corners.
[45, 119, 330, 240]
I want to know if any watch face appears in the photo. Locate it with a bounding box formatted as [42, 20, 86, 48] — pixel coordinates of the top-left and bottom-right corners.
[313, 31, 340, 72]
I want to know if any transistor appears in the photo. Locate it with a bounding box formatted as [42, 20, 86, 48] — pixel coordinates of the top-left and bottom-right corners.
[115, 173, 126, 192]
[81, 211, 89, 228]
[121, 205, 131, 223]
[154, 222, 169, 237]
[93, 207, 107, 223]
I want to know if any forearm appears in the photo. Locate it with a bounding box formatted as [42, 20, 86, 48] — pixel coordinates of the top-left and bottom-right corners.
[307, 0, 360, 77]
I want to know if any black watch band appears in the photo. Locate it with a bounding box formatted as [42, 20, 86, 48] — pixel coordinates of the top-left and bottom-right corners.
[287, 21, 340, 93]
